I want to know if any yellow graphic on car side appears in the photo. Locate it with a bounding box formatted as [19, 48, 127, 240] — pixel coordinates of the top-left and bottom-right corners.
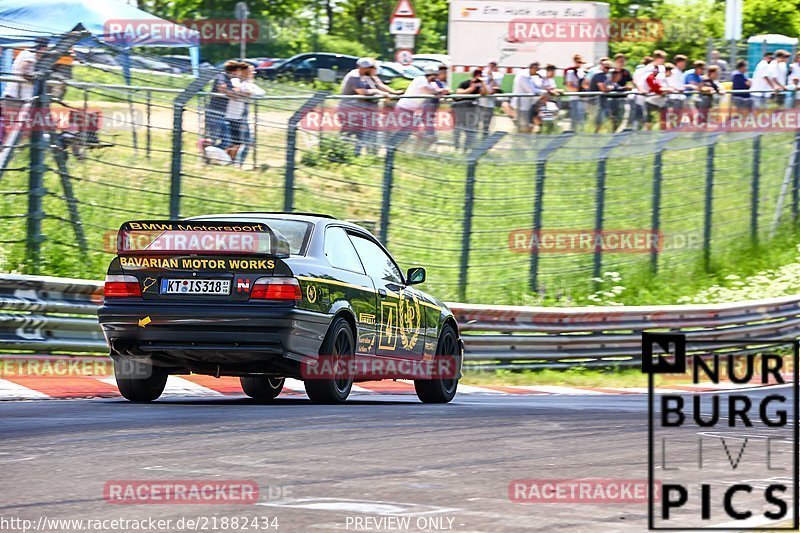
[378, 302, 398, 350]
[306, 284, 318, 303]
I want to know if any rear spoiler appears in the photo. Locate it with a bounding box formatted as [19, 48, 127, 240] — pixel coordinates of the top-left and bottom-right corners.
[116, 220, 291, 258]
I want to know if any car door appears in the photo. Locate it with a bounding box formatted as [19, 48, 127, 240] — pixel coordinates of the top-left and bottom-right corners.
[323, 226, 378, 357]
[348, 232, 424, 360]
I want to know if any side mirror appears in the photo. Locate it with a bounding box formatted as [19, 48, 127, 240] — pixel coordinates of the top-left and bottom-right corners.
[406, 267, 426, 286]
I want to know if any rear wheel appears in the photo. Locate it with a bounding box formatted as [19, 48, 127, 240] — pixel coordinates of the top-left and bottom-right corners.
[304, 317, 354, 404]
[240, 376, 285, 400]
[113, 358, 168, 403]
[415, 325, 460, 404]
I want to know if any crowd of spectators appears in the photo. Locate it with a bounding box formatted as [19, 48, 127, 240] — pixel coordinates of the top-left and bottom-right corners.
[333, 48, 800, 152]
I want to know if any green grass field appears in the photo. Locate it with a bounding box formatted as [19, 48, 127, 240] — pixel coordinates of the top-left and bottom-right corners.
[1, 91, 799, 305]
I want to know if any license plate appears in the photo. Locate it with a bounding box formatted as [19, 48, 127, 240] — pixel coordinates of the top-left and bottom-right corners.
[160, 279, 230, 295]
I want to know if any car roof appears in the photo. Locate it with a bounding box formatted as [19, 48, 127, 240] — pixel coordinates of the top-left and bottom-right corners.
[187, 212, 371, 231]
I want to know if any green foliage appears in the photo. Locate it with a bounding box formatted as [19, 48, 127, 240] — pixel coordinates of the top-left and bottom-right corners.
[141, 0, 799, 65]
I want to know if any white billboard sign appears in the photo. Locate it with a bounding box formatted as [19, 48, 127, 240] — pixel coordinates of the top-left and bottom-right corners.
[448, 1, 609, 70]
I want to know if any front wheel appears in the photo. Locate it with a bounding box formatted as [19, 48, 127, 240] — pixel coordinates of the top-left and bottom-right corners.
[414, 325, 460, 404]
[304, 317, 355, 404]
[113, 358, 168, 403]
[240, 376, 285, 400]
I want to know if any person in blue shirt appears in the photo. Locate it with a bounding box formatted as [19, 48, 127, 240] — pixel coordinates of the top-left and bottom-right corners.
[683, 60, 705, 90]
[730, 60, 752, 112]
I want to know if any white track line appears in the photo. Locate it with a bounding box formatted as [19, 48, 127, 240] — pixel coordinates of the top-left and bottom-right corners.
[454, 384, 506, 395]
[0, 378, 50, 400]
[510, 385, 609, 395]
[99, 376, 224, 397]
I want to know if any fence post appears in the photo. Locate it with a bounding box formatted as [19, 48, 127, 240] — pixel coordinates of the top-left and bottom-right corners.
[25, 31, 85, 273]
[458, 131, 506, 301]
[793, 131, 800, 223]
[379, 130, 411, 245]
[592, 132, 630, 280]
[703, 133, 722, 271]
[284, 91, 329, 212]
[751, 134, 761, 242]
[649, 132, 677, 274]
[145, 89, 152, 159]
[530, 133, 573, 292]
[169, 71, 214, 219]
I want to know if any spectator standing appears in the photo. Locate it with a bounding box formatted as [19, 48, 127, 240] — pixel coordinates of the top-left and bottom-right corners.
[340, 57, 391, 156]
[510, 63, 540, 133]
[631, 56, 653, 129]
[606, 68, 627, 132]
[563, 54, 587, 131]
[788, 53, 800, 108]
[4, 38, 47, 101]
[588, 60, 613, 132]
[613, 53, 633, 88]
[644, 61, 672, 130]
[395, 64, 439, 137]
[682, 60, 705, 89]
[696, 65, 723, 125]
[226, 63, 265, 165]
[666, 55, 687, 113]
[767, 50, 789, 107]
[453, 68, 487, 149]
[750, 52, 773, 109]
[731, 60, 751, 112]
[709, 50, 729, 80]
[477, 59, 503, 137]
[205, 60, 241, 149]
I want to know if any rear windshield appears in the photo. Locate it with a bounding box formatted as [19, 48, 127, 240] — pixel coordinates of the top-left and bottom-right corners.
[195, 217, 312, 255]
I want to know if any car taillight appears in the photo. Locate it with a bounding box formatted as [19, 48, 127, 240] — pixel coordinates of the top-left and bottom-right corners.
[104, 275, 142, 298]
[250, 277, 302, 301]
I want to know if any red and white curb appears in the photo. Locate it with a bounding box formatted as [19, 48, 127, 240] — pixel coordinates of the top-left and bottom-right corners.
[0, 375, 783, 401]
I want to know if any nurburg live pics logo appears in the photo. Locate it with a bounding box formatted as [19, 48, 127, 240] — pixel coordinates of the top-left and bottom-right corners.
[643, 332, 799, 530]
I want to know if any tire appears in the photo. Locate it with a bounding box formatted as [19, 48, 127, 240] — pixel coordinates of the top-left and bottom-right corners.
[304, 317, 354, 404]
[415, 324, 460, 404]
[113, 358, 168, 403]
[240, 376, 285, 400]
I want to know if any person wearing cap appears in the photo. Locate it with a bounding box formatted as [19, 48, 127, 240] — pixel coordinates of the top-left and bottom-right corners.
[340, 57, 392, 156]
[396, 64, 441, 142]
[4, 38, 48, 100]
[563, 54, 586, 131]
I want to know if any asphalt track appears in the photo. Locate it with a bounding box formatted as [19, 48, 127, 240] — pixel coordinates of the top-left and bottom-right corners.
[0, 386, 795, 533]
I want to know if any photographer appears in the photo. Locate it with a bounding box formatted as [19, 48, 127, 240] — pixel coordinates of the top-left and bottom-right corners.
[453, 68, 487, 150]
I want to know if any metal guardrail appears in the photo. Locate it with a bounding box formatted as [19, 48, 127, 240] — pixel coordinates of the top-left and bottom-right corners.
[2, 274, 800, 369]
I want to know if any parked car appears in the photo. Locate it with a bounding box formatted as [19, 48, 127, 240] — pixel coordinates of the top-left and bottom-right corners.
[411, 54, 451, 72]
[378, 62, 425, 82]
[128, 54, 181, 74]
[161, 55, 212, 73]
[256, 53, 357, 82]
[74, 49, 119, 68]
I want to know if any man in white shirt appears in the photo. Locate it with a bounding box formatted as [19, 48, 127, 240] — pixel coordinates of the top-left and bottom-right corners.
[666, 54, 687, 112]
[4, 39, 47, 100]
[395, 65, 439, 121]
[511, 62, 541, 133]
[750, 52, 773, 109]
[767, 49, 789, 107]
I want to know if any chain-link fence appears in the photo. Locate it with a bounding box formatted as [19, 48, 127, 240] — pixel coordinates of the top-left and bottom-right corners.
[2, 37, 800, 304]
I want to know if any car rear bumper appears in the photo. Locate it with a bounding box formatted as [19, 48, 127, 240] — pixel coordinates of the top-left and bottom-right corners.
[98, 302, 331, 372]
